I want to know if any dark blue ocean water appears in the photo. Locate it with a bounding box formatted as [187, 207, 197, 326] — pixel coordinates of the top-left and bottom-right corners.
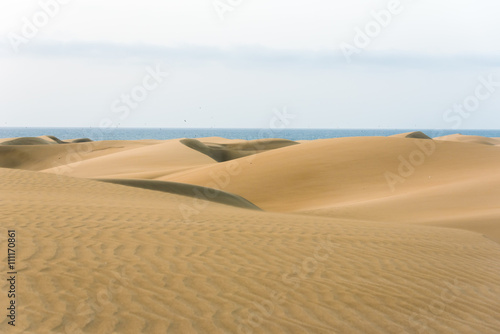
[0, 127, 499, 141]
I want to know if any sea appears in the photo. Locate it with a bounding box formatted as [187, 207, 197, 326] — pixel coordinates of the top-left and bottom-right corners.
[0, 127, 499, 141]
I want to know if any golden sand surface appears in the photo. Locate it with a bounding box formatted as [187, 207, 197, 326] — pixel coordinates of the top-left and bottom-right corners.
[1, 133, 499, 333]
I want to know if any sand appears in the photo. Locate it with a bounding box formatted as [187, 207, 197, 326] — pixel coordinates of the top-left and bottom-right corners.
[1, 133, 499, 333]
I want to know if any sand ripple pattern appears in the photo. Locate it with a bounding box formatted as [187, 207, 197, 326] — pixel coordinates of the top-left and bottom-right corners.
[1, 168, 499, 333]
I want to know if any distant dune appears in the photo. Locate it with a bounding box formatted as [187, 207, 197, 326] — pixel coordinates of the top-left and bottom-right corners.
[389, 131, 433, 139]
[1, 136, 60, 145]
[0, 135, 93, 145]
[1, 132, 500, 333]
[434, 133, 500, 146]
[180, 138, 299, 162]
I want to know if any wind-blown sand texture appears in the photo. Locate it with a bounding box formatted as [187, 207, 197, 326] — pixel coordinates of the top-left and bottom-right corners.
[1, 132, 499, 333]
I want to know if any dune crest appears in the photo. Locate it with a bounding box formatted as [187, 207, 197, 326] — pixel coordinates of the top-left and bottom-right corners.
[390, 131, 432, 139]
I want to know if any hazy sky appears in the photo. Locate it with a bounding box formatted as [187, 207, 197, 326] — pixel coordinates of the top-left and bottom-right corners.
[1, 0, 499, 129]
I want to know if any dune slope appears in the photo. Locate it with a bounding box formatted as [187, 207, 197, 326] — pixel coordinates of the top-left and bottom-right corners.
[160, 136, 500, 242]
[1, 167, 500, 333]
[162, 136, 500, 211]
[39, 139, 217, 179]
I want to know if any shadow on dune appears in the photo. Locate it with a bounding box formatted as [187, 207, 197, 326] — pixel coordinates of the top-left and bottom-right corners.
[390, 131, 432, 140]
[97, 178, 262, 211]
[180, 138, 299, 162]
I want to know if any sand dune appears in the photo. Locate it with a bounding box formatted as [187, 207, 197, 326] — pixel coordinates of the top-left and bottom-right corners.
[162, 136, 500, 210]
[39, 139, 215, 179]
[0, 139, 161, 171]
[1, 167, 500, 333]
[180, 138, 299, 162]
[1, 132, 500, 333]
[435, 134, 500, 146]
[0, 136, 59, 145]
[0, 135, 92, 145]
[303, 173, 500, 242]
[390, 131, 432, 139]
[162, 135, 500, 242]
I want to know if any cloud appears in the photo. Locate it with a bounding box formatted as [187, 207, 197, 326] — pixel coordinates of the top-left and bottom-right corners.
[1, 40, 500, 71]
